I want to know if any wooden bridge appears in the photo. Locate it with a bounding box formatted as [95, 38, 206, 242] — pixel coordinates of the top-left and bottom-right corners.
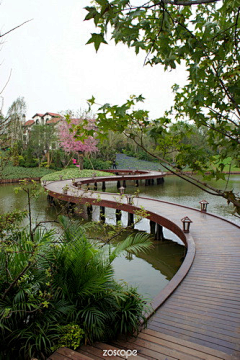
[45, 171, 240, 360]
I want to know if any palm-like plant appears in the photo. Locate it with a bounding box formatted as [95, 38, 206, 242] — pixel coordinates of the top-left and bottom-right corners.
[0, 215, 152, 359]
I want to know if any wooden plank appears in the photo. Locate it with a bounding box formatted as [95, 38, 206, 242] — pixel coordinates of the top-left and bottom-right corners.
[77, 350, 102, 360]
[93, 342, 147, 360]
[162, 297, 240, 315]
[56, 347, 94, 360]
[171, 293, 240, 310]
[147, 323, 237, 356]
[119, 336, 201, 360]
[173, 287, 240, 304]
[148, 318, 239, 349]
[152, 310, 239, 333]
[158, 303, 240, 324]
[151, 313, 240, 340]
[142, 329, 240, 360]
[111, 339, 178, 360]
[78, 344, 122, 359]
[138, 331, 229, 360]
[48, 352, 67, 360]
[152, 305, 240, 331]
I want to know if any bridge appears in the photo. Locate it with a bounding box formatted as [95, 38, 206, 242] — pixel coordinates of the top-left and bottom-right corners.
[45, 170, 240, 360]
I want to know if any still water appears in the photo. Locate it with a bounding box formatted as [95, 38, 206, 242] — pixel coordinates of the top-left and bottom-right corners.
[0, 175, 239, 298]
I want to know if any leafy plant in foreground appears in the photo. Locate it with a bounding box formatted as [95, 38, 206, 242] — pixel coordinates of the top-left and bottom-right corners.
[0, 214, 151, 359]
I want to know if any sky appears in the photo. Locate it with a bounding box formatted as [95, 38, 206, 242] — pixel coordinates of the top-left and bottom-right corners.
[0, 0, 187, 120]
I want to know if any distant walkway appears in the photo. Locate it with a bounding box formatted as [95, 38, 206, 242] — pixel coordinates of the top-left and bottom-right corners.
[45, 172, 240, 360]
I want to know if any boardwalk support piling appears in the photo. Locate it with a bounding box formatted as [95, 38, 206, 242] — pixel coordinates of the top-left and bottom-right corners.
[66, 202, 75, 214]
[94, 182, 98, 190]
[102, 182, 106, 191]
[117, 180, 121, 189]
[128, 212, 134, 227]
[155, 224, 164, 241]
[116, 209, 122, 223]
[47, 194, 55, 205]
[100, 206, 105, 222]
[87, 205, 93, 218]
[150, 220, 156, 235]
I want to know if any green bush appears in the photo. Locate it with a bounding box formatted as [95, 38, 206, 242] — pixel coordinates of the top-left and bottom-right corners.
[52, 324, 85, 351]
[83, 157, 112, 170]
[0, 215, 150, 359]
[1, 165, 55, 179]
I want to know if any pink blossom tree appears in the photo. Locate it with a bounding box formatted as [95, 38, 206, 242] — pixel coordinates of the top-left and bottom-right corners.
[58, 118, 98, 169]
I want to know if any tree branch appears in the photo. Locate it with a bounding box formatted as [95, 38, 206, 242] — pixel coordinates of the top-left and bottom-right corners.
[2, 261, 33, 300]
[0, 19, 33, 38]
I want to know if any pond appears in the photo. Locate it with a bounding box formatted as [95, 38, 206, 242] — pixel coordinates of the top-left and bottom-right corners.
[0, 174, 239, 299]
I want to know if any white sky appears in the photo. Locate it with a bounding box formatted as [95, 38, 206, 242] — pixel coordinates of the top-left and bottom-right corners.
[0, 0, 187, 120]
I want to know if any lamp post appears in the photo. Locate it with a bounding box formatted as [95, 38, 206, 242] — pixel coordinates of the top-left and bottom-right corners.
[119, 186, 125, 195]
[181, 216, 192, 233]
[199, 200, 209, 213]
[126, 194, 133, 205]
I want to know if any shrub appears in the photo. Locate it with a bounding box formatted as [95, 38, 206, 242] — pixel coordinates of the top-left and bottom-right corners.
[52, 324, 85, 351]
[0, 215, 150, 359]
[83, 157, 112, 170]
[1, 165, 55, 179]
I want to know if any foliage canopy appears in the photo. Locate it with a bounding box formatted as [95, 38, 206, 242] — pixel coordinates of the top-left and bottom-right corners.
[83, 0, 240, 213]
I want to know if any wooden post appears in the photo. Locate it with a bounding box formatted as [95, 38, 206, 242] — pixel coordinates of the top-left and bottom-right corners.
[127, 212, 134, 227]
[116, 209, 122, 223]
[155, 224, 164, 241]
[117, 180, 121, 189]
[100, 206, 105, 222]
[123, 179, 126, 188]
[135, 179, 139, 187]
[66, 202, 75, 214]
[150, 220, 156, 235]
[102, 182, 106, 191]
[94, 182, 98, 190]
[87, 205, 93, 218]
[47, 194, 54, 206]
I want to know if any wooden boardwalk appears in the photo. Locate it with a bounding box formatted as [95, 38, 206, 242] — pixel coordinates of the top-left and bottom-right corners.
[46, 173, 240, 360]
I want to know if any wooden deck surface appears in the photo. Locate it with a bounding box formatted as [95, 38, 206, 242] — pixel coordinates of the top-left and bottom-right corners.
[46, 174, 240, 360]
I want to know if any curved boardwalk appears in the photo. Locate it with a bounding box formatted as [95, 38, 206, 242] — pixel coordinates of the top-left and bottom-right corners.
[46, 172, 240, 360]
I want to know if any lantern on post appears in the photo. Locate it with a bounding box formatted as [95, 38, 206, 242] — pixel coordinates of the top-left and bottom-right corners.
[199, 200, 209, 213]
[181, 216, 192, 233]
[119, 186, 125, 195]
[126, 194, 133, 205]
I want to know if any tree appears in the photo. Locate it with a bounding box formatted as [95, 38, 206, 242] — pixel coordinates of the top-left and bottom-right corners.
[59, 118, 98, 169]
[0, 18, 32, 146]
[83, 0, 240, 213]
[28, 123, 58, 164]
[5, 97, 26, 147]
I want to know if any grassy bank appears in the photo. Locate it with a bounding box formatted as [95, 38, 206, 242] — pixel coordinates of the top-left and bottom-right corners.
[0, 165, 55, 180]
[41, 168, 114, 181]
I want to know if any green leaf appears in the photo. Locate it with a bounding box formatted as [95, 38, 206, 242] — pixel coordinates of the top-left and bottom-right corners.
[86, 33, 108, 52]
